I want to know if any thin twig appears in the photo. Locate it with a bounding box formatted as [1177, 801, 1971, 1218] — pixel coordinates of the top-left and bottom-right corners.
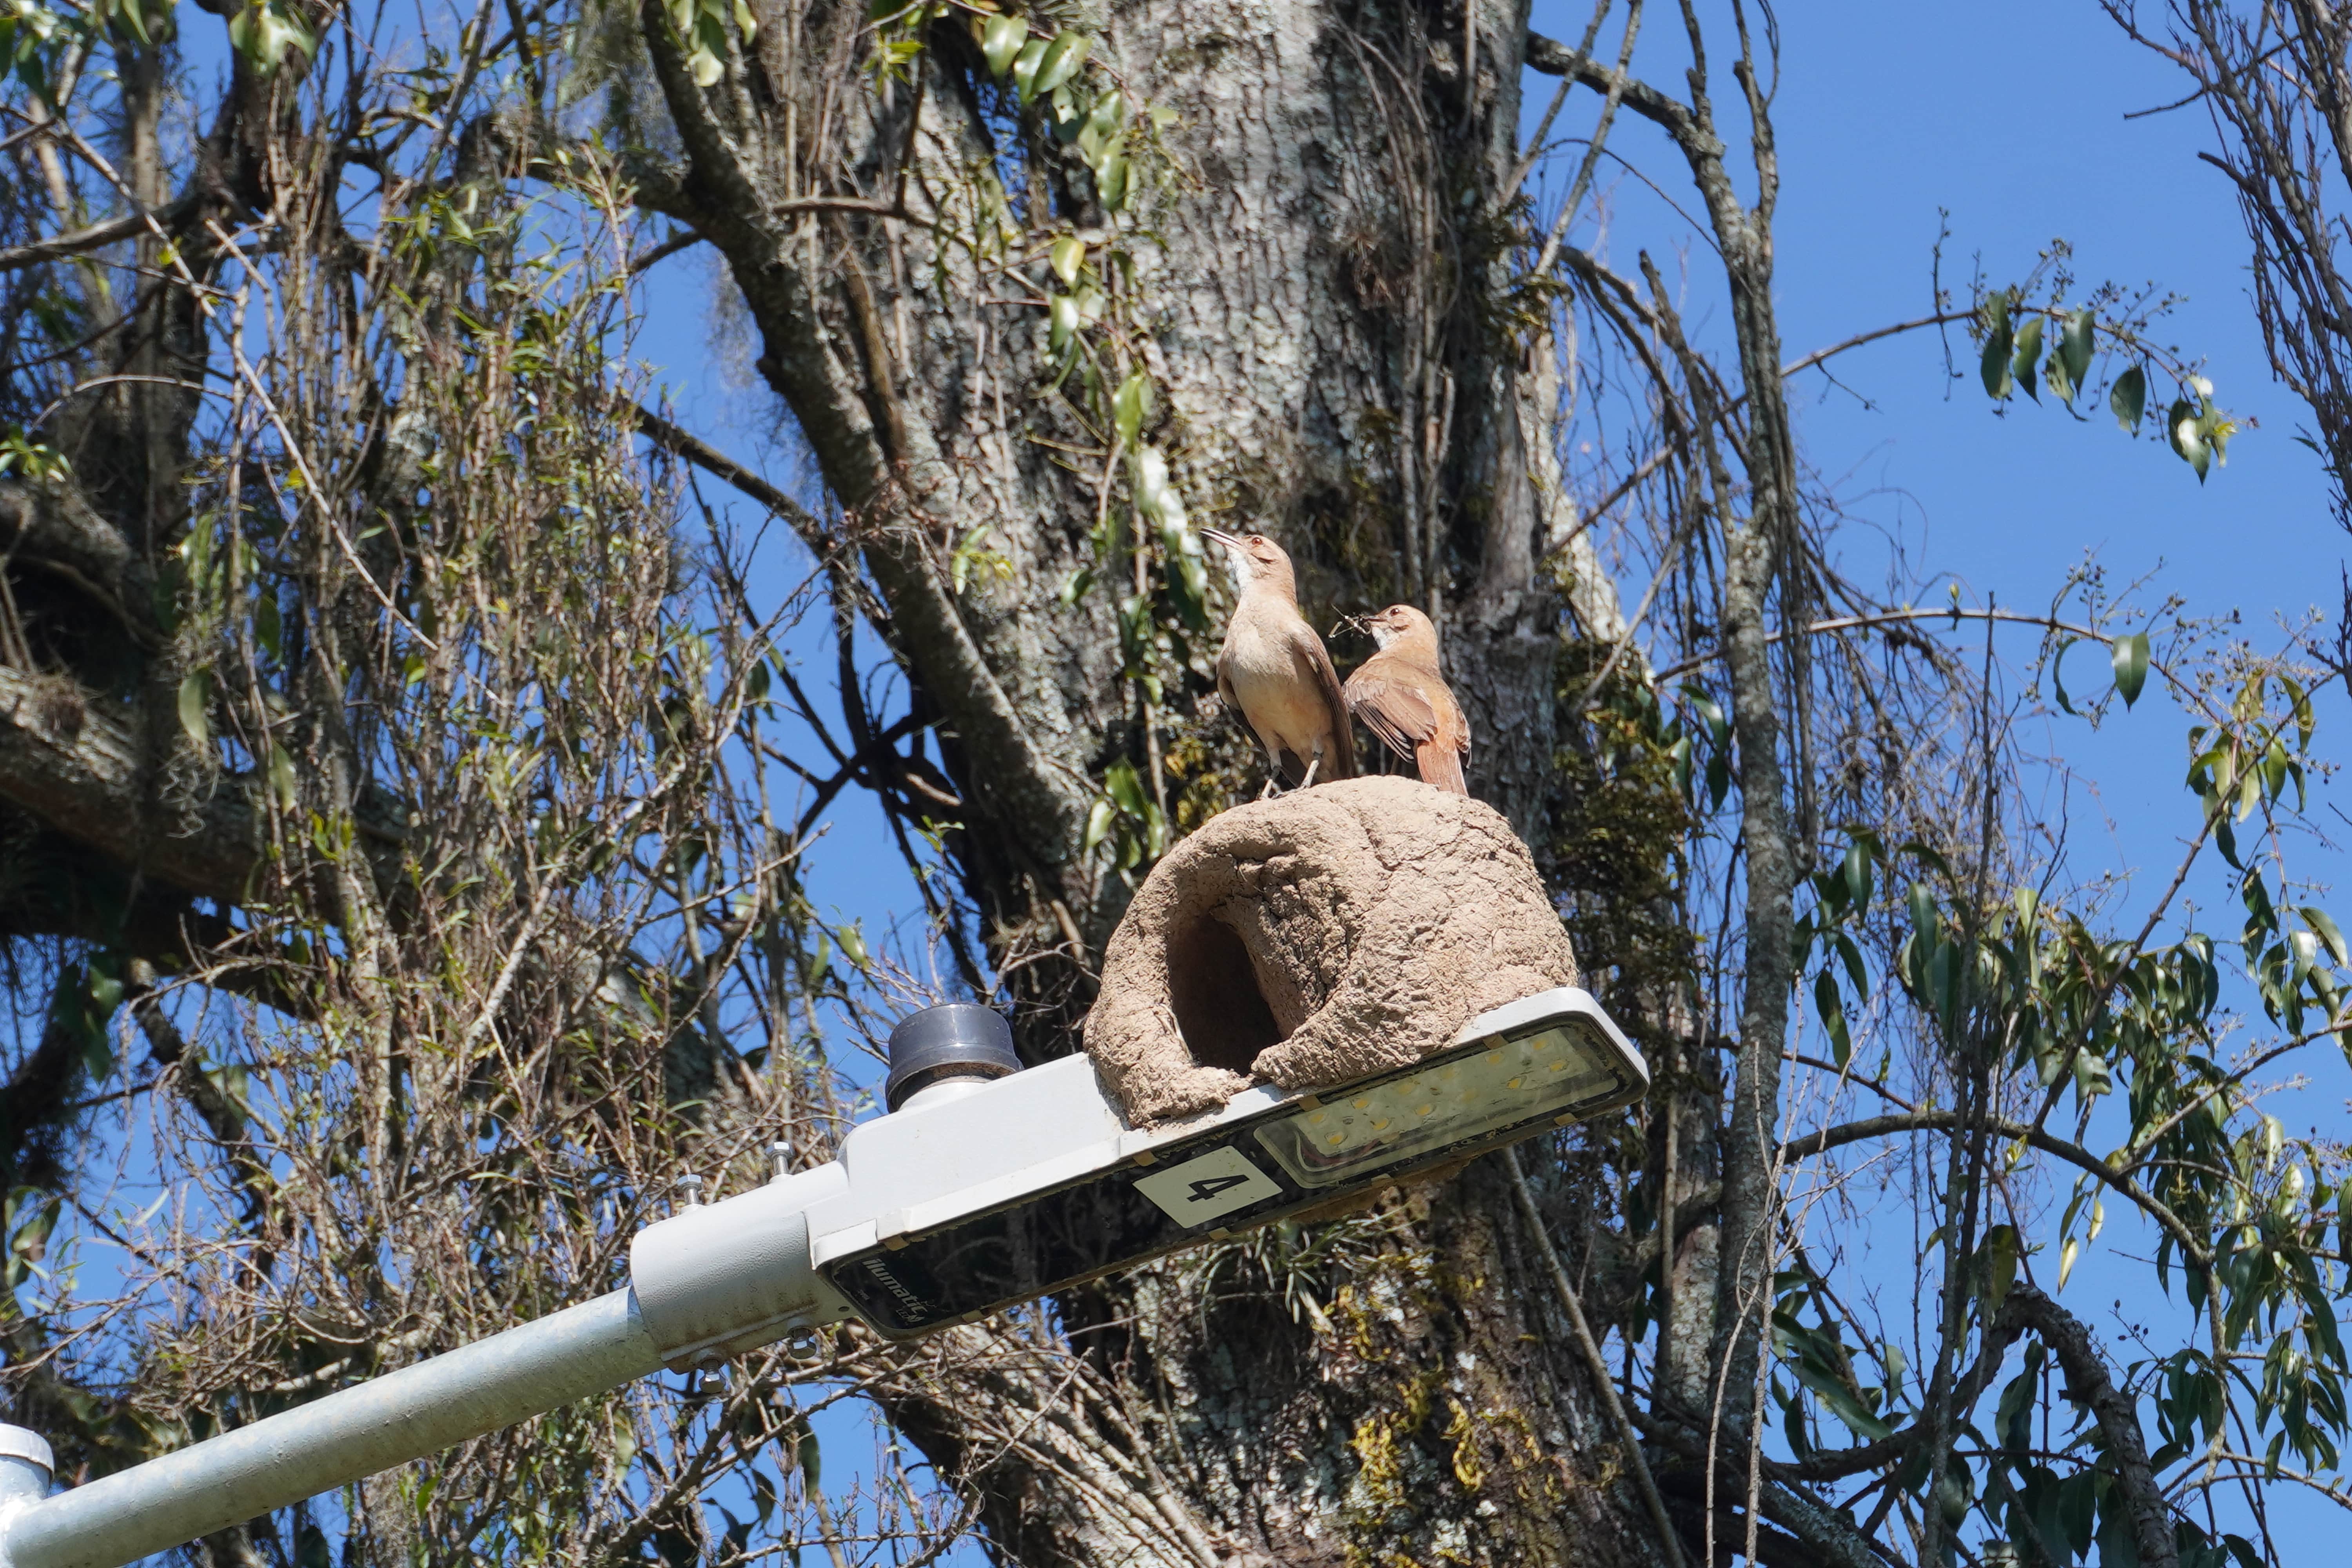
[1504, 1146, 1688, 1568]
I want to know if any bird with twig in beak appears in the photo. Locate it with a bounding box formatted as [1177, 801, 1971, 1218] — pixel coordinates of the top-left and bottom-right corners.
[1343, 604, 1470, 796]
[1200, 528, 1355, 796]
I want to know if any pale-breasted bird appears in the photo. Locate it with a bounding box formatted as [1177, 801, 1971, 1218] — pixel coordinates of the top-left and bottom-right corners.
[1201, 528, 1356, 793]
[1343, 604, 1471, 796]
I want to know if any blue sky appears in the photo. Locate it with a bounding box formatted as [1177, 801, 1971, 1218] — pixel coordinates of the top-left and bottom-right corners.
[1512, 1, 2347, 1555]
[699, 0, 2352, 975]
[40, 1, 2345, 1560]
[620, 4, 2352, 1560]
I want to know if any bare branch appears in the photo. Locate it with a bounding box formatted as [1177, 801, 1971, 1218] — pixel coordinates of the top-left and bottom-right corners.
[0, 196, 198, 274]
[2004, 1285, 2180, 1568]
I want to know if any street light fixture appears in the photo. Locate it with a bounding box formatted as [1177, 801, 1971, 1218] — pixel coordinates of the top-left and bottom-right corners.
[0, 986, 1644, 1568]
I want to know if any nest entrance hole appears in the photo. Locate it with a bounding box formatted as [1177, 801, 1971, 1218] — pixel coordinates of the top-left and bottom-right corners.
[1164, 911, 1283, 1074]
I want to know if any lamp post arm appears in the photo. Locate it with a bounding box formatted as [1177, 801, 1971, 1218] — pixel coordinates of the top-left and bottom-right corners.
[0, 1290, 662, 1568]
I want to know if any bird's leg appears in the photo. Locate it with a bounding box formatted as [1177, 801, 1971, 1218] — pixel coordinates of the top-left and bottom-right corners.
[1298, 752, 1323, 790]
[1258, 740, 1285, 799]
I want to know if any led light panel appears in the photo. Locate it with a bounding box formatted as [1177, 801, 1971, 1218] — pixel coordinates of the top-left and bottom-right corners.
[1252, 1021, 1632, 1187]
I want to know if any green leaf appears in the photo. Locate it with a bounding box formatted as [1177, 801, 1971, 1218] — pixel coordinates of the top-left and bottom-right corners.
[1083, 89, 1127, 157]
[1980, 294, 2013, 399]
[2303, 906, 2350, 966]
[1029, 30, 1089, 98]
[2200, 400, 2238, 470]
[980, 12, 1027, 77]
[795, 1428, 821, 1489]
[839, 921, 869, 970]
[1814, 968, 1851, 1067]
[1834, 931, 1867, 997]
[2060, 307, 2095, 388]
[2111, 630, 2150, 708]
[1997, 1345, 2043, 1451]
[1908, 881, 1939, 942]
[1131, 445, 1171, 515]
[227, 0, 314, 75]
[2168, 397, 2210, 479]
[177, 669, 211, 750]
[2011, 314, 2044, 403]
[1791, 1360, 1893, 1441]
[2046, 348, 2076, 405]
[1010, 37, 1046, 102]
[1049, 234, 1084, 288]
[2111, 363, 2147, 431]
[1048, 292, 1078, 353]
[268, 740, 299, 806]
[1113, 371, 1149, 446]
[2070, 1049, 2112, 1099]
[2049, 636, 2079, 715]
[1984, 1223, 2020, 1311]
[1095, 151, 1131, 210]
[1084, 798, 1116, 852]
[1105, 759, 1146, 816]
[1161, 514, 1208, 630]
[1980, 331, 2013, 400]
[1842, 839, 1873, 911]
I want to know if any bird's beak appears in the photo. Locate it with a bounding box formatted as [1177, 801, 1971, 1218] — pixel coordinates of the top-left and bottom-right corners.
[1198, 527, 1243, 550]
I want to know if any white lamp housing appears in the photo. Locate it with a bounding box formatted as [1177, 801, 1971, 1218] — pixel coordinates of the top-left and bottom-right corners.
[0, 986, 1646, 1568]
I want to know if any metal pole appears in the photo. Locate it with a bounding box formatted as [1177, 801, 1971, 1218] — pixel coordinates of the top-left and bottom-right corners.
[0, 1289, 661, 1568]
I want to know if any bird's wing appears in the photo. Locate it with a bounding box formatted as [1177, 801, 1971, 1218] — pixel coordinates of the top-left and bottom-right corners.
[1289, 622, 1357, 778]
[1445, 685, 1471, 757]
[1344, 661, 1442, 762]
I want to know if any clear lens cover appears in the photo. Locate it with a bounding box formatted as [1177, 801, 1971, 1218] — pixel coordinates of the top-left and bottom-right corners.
[1251, 1021, 1637, 1187]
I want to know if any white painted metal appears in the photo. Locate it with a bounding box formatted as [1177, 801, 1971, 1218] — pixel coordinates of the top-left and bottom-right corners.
[0, 1426, 51, 1543]
[0, 1431, 49, 1477]
[0, 1291, 660, 1568]
[0, 986, 1642, 1568]
[631, 1163, 848, 1369]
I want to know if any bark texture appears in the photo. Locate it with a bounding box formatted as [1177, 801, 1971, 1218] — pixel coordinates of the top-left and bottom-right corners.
[635, 1, 1674, 1561]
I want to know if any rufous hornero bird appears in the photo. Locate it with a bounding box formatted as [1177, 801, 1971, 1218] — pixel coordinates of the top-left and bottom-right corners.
[1201, 528, 1356, 795]
[1343, 604, 1471, 796]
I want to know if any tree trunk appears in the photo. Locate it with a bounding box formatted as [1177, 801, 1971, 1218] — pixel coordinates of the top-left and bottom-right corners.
[641, 0, 1674, 1559]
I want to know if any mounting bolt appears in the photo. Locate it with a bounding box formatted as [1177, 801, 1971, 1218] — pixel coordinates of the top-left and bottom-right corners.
[768, 1142, 791, 1181]
[676, 1173, 705, 1209]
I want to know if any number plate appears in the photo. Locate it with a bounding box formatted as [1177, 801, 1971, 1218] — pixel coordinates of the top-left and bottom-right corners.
[1131, 1147, 1283, 1226]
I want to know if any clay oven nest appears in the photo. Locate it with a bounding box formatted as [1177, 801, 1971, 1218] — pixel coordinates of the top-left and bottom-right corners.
[1082, 776, 1579, 1125]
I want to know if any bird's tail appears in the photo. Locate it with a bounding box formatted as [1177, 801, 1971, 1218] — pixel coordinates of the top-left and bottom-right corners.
[1416, 740, 1468, 796]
